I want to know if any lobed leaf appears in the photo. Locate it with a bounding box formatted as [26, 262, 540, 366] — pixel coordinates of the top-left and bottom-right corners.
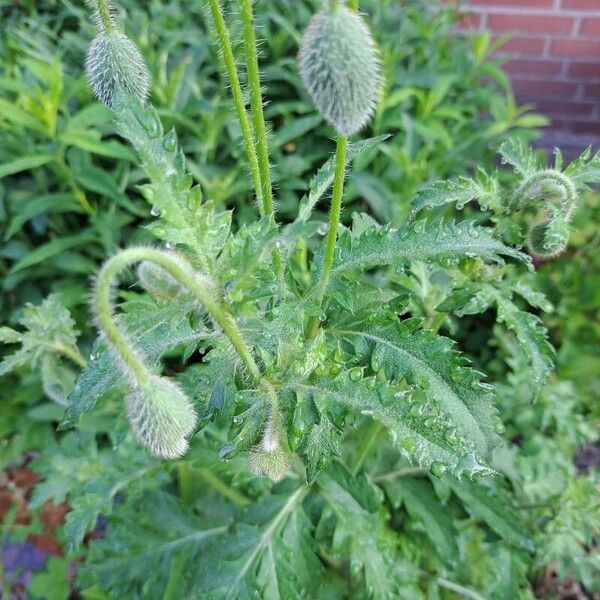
[330, 218, 530, 281]
[411, 169, 501, 215]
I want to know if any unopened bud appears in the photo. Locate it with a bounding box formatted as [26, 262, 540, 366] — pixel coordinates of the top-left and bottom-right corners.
[86, 30, 150, 109]
[299, 6, 381, 136]
[126, 375, 197, 459]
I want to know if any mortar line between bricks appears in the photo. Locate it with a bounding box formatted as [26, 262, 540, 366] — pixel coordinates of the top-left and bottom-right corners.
[464, 7, 600, 17]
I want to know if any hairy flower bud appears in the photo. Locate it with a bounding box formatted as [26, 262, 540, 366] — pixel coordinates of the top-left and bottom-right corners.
[137, 261, 184, 299]
[298, 6, 381, 136]
[125, 375, 197, 459]
[86, 30, 150, 109]
[248, 446, 291, 483]
[527, 220, 568, 259]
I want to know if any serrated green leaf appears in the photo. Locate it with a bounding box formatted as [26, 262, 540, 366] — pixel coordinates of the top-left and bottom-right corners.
[194, 487, 323, 600]
[449, 479, 535, 552]
[79, 490, 226, 597]
[318, 470, 397, 599]
[30, 432, 165, 553]
[485, 285, 554, 400]
[383, 477, 457, 560]
[498, 138, 539, 177]
[291, 375, 494, 479]
[330, 219, 530, 280]
[411, 169, 501, 215]
[337, 321, 499, 461]
[0, 295, 82, 377]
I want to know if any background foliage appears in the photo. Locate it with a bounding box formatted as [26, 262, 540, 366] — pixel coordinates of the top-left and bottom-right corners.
[0, 0, 597, 599]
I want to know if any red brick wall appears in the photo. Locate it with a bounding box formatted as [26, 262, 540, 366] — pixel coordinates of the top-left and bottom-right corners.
[456, 0, 600, 148]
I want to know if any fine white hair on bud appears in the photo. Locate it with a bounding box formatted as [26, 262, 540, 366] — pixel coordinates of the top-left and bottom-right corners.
[125, 375, 197, 459]
[137, 261, 184, 299]
[527, 220, 568, 259]
[85, 30, 150, 109]
[298, 6, 381, 136]
[85, 0, 117, 31]
[247, 409, 290, 482]
[248, 446, 291, 483]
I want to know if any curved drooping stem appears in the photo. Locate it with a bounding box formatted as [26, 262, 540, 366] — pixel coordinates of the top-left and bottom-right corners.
[307, 135, 348, 338]
[514, 169, 578, 256]
[515, 169, 578, 220]
[95, 246, 262, 384]
[207, 0, 264, 213]
[238, 0, 274, 218]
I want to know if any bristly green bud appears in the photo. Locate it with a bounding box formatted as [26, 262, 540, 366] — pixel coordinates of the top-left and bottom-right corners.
[298, 6, 381, 136]
[125, 375, 197, 459]
[247, 409, 291, 482]
[86, 29, 150, 109]
[248, 445, 291, 483]
[527, 219, 568, 259]
[137, 261, 184, 299]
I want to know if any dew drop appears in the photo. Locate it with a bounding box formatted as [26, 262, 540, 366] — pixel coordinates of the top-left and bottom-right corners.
[401, 436, 416, 454]
[150, 205, 161, 217]
[165, 242, 175, 250]
[371, 356, 380, 372]
[135, 108, 160, 138]
[163, 129, 177, 152]
[444, 428, 459, 445]
[431, 461, 448, 478]
[233, 415, 244, 425]
[349, 367, 363, 382]
[317, 222, 329, 236]
[218, 443, 235, 460]
[89, 352, 98, 361]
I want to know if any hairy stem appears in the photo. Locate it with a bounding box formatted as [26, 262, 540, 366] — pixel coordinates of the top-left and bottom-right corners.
[95, 247, 262, 384]
[207, 0, 263, 211]
[94, 0, 114, 32]
[307, 135, 348, 337]
[238, 0, 274, 218]
[515, 169, 578, 220]
[54, 342, 88, 369]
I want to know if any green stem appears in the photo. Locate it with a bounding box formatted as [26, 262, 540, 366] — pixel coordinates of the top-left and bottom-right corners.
[177, 461, 194, 505]
[515, 169, 578, 220]
[307, 136, 348, 337]
[238, 0, 274, 218]
[197, 467, 250, 508]
[95, 0, 114, 32]
[350, 420, 382, 476]
[348, 0, 359, 10]
[207, 0, 263, 211]
[54, 342, 87, 369]
[95, 247, 263, 385]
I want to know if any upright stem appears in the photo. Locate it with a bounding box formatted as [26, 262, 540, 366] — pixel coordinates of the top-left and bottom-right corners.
[238, 0, 274, 218]
[307, 136, 348, 337]
[95, 0, 114, 32]
[207, 0, 264, 212]
[95, 247, 263, 384]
